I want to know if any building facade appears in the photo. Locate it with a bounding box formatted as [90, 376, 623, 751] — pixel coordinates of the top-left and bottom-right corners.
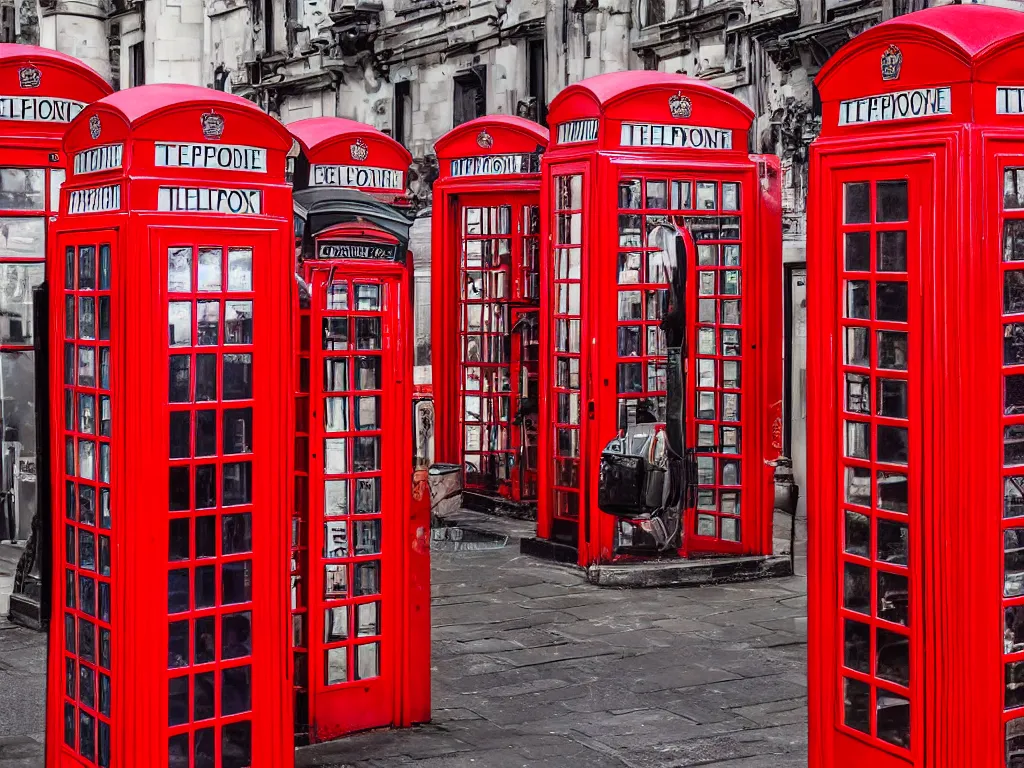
[4, 0, 1021, 520]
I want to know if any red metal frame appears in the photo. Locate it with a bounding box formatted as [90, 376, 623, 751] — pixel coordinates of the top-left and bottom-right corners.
[806, 7, 1024, 766]
[537, 72, 781, 566]
[0, 46, 110, 544]
[289, 127, 429, 741]
[47, 84, 294, 768]
[431, 116, 548, 504]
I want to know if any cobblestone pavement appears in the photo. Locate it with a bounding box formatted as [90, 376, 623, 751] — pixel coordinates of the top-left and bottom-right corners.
[0, 528, 808, 768]
[299, 543, 808, 768]
[0, 618, 47, 767]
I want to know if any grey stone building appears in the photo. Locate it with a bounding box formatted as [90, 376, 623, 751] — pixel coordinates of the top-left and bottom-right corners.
[5, 0, 1022, 500]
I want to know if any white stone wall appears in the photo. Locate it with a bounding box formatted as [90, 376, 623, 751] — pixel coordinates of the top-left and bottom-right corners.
[40, 4, 109, 81]
[146, 0, 205, 85]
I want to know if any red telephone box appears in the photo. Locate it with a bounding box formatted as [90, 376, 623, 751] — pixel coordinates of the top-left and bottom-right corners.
[0, 45, 110, 622]
[289, 119, 429, 743]
[533, 72, 782, 567]
[46, 84, 294, 768]
[431, 116, 548, 512]
[287, 117, 412, 210]
[806, 6, 1024, 765]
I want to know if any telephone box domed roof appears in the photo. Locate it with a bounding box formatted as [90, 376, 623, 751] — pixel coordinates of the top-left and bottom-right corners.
[289, 116, 412, 164]
[549, 71, 754, 122]
[0, 44, 111, 97]
[816, 4, 1024, 94]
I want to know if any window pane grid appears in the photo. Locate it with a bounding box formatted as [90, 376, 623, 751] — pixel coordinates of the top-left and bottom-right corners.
[165, 244, 253, 768]
[457, 203, 537, 499]
[837, 179, 912, 753]
[1003, 171, 1024, 758]
[317, 278, 384, 689]
[60, 241, 114, 767]
[679, 179, 743, 544]
[550, 175, 584, 521]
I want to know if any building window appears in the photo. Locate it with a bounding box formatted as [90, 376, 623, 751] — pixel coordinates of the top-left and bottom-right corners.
[264, 0, 276, 53]
[726, 34, 745, 72]
[394, 81, 412, 149]
[128, 43, 144, 87]
[453, 67, 486, 128]
[527, 40, 546, 126]
[639, 0, 665, 27]
[108, 24, 121, 91]
[0, 5, 14, 43]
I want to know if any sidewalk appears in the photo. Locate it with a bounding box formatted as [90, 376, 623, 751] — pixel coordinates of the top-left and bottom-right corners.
[0, 517, 807, 768]
[299, 537, 808, 768]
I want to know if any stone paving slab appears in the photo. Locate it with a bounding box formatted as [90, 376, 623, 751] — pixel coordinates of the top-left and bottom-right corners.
[299, 545, 808, 768]
[0, 521, 808, 768]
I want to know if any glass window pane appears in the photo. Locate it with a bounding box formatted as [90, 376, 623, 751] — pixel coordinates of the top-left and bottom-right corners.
[876, 180, 908, 222]
[325, 647, 347, 685]
[877, 231, 908, 272]
[197, 248, 222, 291]
[168, 247, 192, 292]
[0, 263, 44, 345]
[0, 216, 44, 257]
[227, 248, 252, 292]
[224, 301, 252, 345]
[0, 168, 45, 210]
[168, 302, 192, 347]
[844, 183, 870, 224]
[845, 232, 870, 272]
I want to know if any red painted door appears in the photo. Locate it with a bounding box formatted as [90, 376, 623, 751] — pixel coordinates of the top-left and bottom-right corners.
[307, 266, 401, 740]
[824, 159, 929, 765]
[455, 194, 539, 501]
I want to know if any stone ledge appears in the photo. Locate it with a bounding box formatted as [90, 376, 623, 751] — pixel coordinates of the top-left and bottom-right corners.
[588, 555, 793, 588]
[461, 490, 536, 521]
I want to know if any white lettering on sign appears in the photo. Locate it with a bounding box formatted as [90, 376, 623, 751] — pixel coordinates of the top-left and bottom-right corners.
[67, 184, 121, 214]
[449, 153, 541, 177]
[997, 87, 1024, 115]
[73, 144, 124, 175]
[0, 96, 86, 123]
[619, 123, 733, 150]
[155, 143, 267, 173]
[839, 87, 951, 126]
[557, 119, 599, 144]
[157, 187, 263, 215]
[319, 243, 397, 260]
[310, 164, 404, 190]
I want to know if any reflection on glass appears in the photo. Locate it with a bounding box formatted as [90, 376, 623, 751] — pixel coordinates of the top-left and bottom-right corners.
[324, 521, 347, 558]
[0, 217, 44, 258]
[877, 331, 908, 370]
[846, 281, 869, 320]
[1008, 476, 1024, 519]
[0, 263, 44, 344]
[1008, 528, 1024, 598]
[845, 421, 869, 460]
[845, 466, 871, 507]
[876, 180, 909, 222]
[227, 248, 252, 292]
[224, 301, 253, 345]
[168, 247, 192, 292]
[844, 562, 871, 614]
[876, 282, 908, 322]
[877, 231, 908, 272]
[845, 328, 869, 367]
[876, 693, 910, 748]
[844, 511, 869, 557]
[877, 425, 909, 465]
[843, 619, 870, 673]
[877, 570, 909, 625]
[324, 480, 348, 517]
[877, 519, 908, 565]
[198, 248, 222, 292]
[845, 232, 870, 272]
[844, 183, 870, 224]
[325, 647, 347, 685]
[0, 168, 44, 210]
[355, 643, 379, 680]
[168, 302, 192, 347]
